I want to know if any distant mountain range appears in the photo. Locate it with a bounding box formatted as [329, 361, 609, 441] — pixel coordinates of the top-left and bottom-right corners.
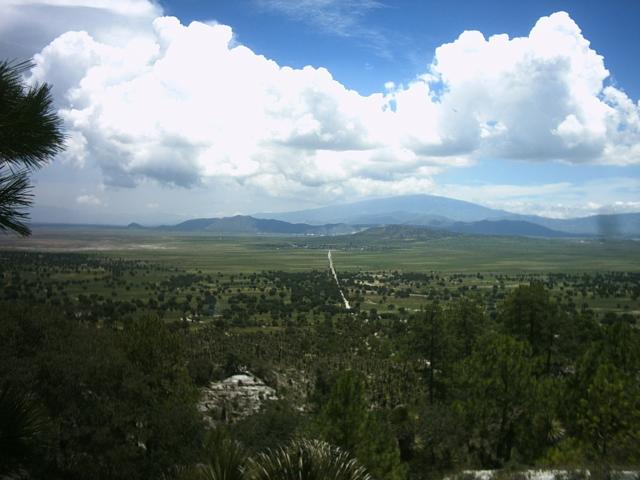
[256, 194, 640, 237]
[349, 225, 458, 241]
[40, 194, 638, 239]
[516, 213, 640, 236]
[443, 220, 568, 238]
[256, 194, 513, 224]
[123, 216, 572, 238]
[129, 215, 359, 236]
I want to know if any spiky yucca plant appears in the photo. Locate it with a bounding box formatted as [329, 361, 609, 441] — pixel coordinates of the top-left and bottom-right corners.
[199, 429, 247, 480]
[0, 382, 49, 478]
[176, 429, 247, 480]
[247, 439, 372, 480]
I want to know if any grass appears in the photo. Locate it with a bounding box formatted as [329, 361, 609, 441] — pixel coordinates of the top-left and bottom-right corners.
[2, 232, 638, 323]
[1, 226, 638, 274]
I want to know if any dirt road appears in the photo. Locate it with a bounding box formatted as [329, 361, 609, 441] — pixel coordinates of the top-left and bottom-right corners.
[328, 250, 350, 310]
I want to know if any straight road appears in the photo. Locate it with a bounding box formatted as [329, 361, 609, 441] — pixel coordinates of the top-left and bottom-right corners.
[328, 250, 350, 310]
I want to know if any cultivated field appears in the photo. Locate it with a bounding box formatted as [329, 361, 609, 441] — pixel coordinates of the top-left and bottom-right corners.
[1, 226, 639, 273]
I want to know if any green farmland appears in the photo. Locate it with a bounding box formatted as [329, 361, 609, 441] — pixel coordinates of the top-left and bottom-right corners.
[1, 226, 639, 273]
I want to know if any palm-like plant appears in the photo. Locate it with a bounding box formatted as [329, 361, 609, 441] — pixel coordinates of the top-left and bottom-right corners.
[0, 382, 49, 478]
[0, 60, 65, 236]
[199, 429, 247, 480]
[247, 439, 372, 480]
[176, 429, 247, 480]
[175, 436, 371, 480]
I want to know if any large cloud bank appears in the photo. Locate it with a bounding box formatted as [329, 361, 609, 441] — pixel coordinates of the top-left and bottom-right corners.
[19, 5, 640, 197]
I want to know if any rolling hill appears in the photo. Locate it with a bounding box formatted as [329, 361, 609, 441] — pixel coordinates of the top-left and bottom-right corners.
[520, 212, 640, 236]
[156, 215, 357, 235]
[444, 220, 569, 237]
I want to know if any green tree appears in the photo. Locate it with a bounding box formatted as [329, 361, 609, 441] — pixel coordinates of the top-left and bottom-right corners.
[412, 402, 468, 475]
[0, 60, 64, 236]
[409, 304, 450, 404]
[446, 298, 488, 359]
[317, 371, 369, 454]
[230, 400, 303, 454]
[317, 371, 407, 480]
[566, 324, 640, 463]
[0, 303, 204, 479]
[499, 283, 560, 373]
[576, 362, 639, 461]
[454, 333, 537, 467]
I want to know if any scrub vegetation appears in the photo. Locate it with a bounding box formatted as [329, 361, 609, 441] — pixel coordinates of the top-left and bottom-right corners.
[1, 236, 639, 479]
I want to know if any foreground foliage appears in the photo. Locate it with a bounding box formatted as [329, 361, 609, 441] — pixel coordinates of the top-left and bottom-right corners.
[0, 61, 65, 236]
[248, 440, 372, 480]
[176, 437, 372, 480]
[0, 305, 204, 479]
[1, 252, 639, 479]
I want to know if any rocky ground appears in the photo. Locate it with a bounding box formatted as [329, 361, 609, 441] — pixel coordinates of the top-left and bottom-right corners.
[198, 372, 278, 424]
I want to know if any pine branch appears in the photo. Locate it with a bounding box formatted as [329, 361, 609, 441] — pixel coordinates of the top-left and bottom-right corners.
[0, 60, 65, 170]
[0, 169, 33, 236]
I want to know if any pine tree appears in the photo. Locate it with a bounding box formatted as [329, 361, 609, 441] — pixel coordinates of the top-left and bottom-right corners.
[409, 304, 450, 404]
[0, 60, 64, 236]
[318, 371, 407, 480]
[576, 362, 635, 459]
[455, 333, 536, 467]
[499, 283, 559, 373]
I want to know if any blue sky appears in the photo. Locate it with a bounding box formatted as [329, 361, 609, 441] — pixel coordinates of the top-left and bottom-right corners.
[166, 0, 640, 98]
[1, 0, 639, 224]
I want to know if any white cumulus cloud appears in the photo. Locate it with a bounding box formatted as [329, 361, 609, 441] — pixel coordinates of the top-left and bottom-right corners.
[7, 5, 640, 201]
[387, 11, 639, 164]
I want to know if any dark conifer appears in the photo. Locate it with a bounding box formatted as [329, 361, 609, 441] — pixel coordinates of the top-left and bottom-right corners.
[0, 60, 65, 235]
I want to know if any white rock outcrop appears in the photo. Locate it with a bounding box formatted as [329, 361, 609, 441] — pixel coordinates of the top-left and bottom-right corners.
[198, 372, 277, 424]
